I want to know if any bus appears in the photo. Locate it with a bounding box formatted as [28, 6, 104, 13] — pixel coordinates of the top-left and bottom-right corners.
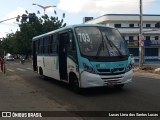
[32, 24, 133, 92]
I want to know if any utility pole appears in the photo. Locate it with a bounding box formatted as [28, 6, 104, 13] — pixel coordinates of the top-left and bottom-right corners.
[139, 0, 144, 67]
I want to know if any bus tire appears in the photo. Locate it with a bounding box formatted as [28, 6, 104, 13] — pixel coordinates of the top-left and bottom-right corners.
[114, 84, 124, 89]
[39, 67, 46, 80]
[69, 74, 82, 94]
[73, 79, 82, 94]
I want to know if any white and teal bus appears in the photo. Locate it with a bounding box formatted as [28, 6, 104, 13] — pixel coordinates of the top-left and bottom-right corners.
[32, 24, 133, 92]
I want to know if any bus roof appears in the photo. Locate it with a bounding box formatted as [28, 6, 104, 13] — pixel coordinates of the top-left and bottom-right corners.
[32, 24, 114, 40]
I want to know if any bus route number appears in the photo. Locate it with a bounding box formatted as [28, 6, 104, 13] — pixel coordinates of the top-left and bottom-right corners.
[78, 33, 90, 43]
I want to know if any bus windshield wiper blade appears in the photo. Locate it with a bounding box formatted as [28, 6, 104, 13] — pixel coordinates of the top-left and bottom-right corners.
[95, 42, 103, 59]
[104, 35, 122, 56]
[95, 31, 107, 58]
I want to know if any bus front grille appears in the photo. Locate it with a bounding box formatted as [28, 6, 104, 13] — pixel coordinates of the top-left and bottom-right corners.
[104, 80, 122, 85]
[97, 67, 125, 73]
[97, 69, 110, 72]
[98, 72, 125, 75]
[101, 76, 123, 85]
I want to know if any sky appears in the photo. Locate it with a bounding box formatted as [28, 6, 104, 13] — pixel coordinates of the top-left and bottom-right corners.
[0, 0, 160, 38]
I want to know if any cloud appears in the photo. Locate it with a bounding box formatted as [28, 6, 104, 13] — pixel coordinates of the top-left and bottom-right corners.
[0, 24, 19, 38]
[0, 7, 24, 38]
[46, 7, 56, 12]
[58, 0, 156, 15]
[3, 7, 26, 24]
[0, 29, 6, 38]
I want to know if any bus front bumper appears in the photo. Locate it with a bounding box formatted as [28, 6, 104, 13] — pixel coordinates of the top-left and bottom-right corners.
[80, 70, 133, 88]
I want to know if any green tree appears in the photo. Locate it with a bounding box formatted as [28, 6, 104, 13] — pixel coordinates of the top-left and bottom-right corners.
[2, 12, 66, 57]
[0, 39, 3, 56]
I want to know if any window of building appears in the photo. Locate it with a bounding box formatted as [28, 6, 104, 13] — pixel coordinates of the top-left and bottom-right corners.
[146, 24, 150, 28]
[129, 36, 134, 40]
[146, 36, 150, 40]
[155, 36, 159, 40]
[145, 48, 158, 56]
[155, 23, 160, 28]
[114, 24, 121, 28]
[129, 24, 134, 28]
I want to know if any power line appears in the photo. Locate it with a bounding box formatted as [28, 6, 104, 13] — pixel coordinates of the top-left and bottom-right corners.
[0, 16, 19, 23]
[0, 15, 21, 27]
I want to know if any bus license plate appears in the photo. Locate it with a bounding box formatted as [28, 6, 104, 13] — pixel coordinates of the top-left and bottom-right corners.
[108, 81, 117, 86]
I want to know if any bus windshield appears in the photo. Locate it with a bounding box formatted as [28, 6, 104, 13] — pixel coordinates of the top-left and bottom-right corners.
[75, 26, 129, 57]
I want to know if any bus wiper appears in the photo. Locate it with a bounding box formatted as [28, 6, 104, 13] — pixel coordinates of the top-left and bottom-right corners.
[104, 34, 122, 56]
[95, 42, 103, 59]
[95, 32, 107, 58]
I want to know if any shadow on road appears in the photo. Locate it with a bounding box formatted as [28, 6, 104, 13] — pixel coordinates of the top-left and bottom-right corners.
[39, 76, 126, 96]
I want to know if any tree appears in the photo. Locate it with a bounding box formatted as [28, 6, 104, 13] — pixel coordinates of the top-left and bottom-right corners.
[0, 39, 3, 56]
[2, 12, 66, 57]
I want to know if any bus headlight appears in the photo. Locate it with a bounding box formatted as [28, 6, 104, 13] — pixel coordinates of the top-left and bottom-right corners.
[83, 63, 96, 74]
[126, 63, 133, 72]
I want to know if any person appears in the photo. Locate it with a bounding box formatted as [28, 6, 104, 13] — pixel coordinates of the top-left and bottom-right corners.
[20, 56, 25, 64]
[0, 56, 4, 72]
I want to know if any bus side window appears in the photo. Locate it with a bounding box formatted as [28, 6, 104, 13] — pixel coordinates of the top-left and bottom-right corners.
[43, 37, 49, 54]
[47, 35, 51, 54]
[37, 39, 40, 54]
[68, 32, 77, 62]
[68, 32, 76, 51]
[47, 33, 58, 54]
[35, 40, 38, 54]
[48, 35, 52, 54]
[53, 34, 58, 53]
[39, 38, 43, 54]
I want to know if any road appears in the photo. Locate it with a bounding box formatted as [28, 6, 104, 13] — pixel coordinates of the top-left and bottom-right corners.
[1, 60, 160, 120]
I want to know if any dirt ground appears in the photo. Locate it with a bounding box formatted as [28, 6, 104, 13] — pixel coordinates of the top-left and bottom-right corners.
[134, 65, 160, 74]
[133, 65, 160, 79]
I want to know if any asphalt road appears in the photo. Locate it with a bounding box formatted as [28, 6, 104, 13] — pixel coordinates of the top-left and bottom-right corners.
[1, 60, 160, 120]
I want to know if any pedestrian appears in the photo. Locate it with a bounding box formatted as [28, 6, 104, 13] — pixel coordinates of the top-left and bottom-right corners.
[0, 56, 4, 72]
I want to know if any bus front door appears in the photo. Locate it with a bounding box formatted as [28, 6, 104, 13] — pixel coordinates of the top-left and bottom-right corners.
[59, 32, 68, 80]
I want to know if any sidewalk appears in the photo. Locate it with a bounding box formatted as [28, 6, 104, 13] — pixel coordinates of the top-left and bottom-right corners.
[0, 71, 82, 120]
[134, 70, 160, 79]
[0, 70, 4, 76]
[133, 62, 160, 79]
[134, 62, 160, 69]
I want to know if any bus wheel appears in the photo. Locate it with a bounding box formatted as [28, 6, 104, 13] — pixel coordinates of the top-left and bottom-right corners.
[114, 84, 124, 89]
[39, 67, 46, 80]
[70, 75, 81, 93]
[73, 79, 82, 93]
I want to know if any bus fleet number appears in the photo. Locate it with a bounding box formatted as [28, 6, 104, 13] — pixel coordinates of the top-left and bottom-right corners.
[78, 33, 90, 43]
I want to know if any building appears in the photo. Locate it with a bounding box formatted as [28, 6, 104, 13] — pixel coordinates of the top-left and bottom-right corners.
[84, 14, 160, 61]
